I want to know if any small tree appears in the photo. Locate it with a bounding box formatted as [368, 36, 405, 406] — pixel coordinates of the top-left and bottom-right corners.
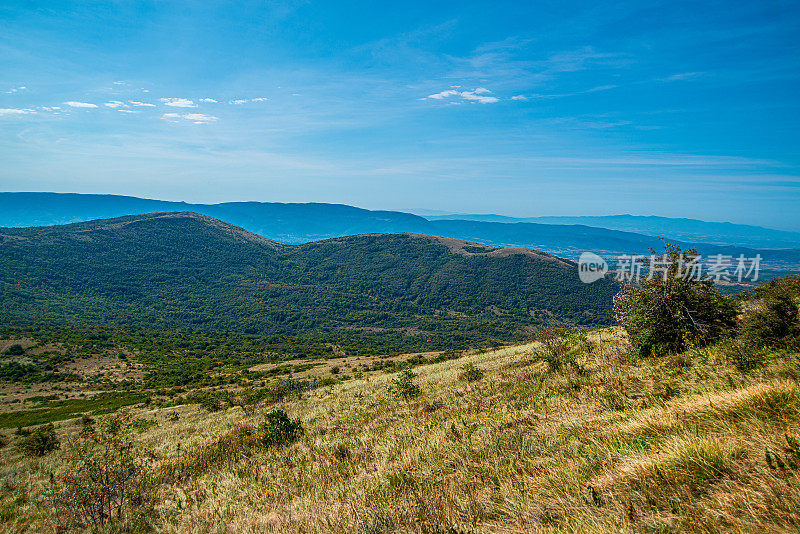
[50, 414, 155, 529]
[388, 367, 420, 400]
[613, 244, 738, 357]
[17, 423, 60, 457]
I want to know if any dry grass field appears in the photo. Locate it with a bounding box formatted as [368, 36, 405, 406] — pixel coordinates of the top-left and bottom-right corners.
[1, 328, 799, 533]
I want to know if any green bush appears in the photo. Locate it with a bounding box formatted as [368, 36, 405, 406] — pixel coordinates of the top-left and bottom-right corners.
[740, 276, 800, 350]
[2, 344, 25, 356]
[260, 409, 304, 448]
[459, 363, 485, 382]
[613, 245, 738, 357]
[17, 423, 60, 456]
[199, 395, 223, 412]
[727, 339, 772, 372]
[388, 368, 420, 400]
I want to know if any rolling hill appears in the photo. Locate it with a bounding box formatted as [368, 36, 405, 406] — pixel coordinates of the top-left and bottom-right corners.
[3, 193, 798, 271]
[0, 212, 618, 351]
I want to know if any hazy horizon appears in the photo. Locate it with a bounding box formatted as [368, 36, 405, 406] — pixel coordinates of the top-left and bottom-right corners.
[1, 1, 799, 230]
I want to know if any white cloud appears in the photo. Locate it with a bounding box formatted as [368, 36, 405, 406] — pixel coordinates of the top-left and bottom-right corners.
[118, 109, 139, 114]
[129, 101, 156, 107]
[198, 98, 218, 103]
[427, 89, 460, 100]
[160, 97, 196, 108]
[460, 90, 499, 103]
[0, 108, 34, 116]
[426, 88, 500, 104]
[162, 112, 217, 124]
[511, 95, 529, 101]
[229, 97, 269, 104]
[5, 85, 27, 94]
[64, 101, 98, 108]
[183, 113, 218, 123]
[104, 100, 126, 108]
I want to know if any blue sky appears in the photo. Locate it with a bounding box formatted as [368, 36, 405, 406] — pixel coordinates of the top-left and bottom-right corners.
[1, 1, 799, 230]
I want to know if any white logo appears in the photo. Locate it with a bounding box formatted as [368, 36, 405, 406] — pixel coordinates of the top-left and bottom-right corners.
[578, 252, 608, 283]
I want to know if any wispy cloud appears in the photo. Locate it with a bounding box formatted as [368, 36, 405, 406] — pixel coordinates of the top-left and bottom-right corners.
[661, 72, 705, 82]
[162, 112, 218, 124]
[229, 97, 269, 104]
[64, 101, 98, 108]
[425, 87, 499, 104]
[0, 108, 34, 116]
[198, 98, 218, 103]
[104, 100, 127, 108]
[4, 85, 27, 94]
[513, 84, 619, 101]
[160, 98, 196, 108]
[129, 101, 156, 107]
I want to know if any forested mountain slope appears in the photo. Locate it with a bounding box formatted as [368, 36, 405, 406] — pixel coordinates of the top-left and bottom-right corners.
[0, 212, 618, 350]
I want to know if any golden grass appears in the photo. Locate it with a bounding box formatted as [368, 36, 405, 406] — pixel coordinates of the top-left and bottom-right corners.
[2, 328, 799, 533]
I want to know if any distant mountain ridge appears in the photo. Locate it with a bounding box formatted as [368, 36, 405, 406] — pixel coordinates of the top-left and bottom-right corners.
[0, 193, 432, 243]
[2, 192, 798, 270]
[426, 213, 800, 249]
[0, 211, 618, 350]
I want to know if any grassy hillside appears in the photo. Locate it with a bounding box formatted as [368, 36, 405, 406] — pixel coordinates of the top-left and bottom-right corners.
[2, 328, 799, 532]
[0, 212, 618, 352]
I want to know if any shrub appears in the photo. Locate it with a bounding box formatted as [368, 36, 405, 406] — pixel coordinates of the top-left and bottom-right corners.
[200, 395, 223, 412]
[740, 276, 800, 350]
[162, 410, 303, 481]
[535, 327, 572, 371]
[2, 344, 25, 356]
[459, 363, 484, 382]
[17, 423, 59, 457]
[260, 409, 304, 447]
[729, 340, 771, 373]
[80, 414, 94, 427]
[332, 442, 350, 461]
[535, 327, 589, 373]
[50, 414, 155, 529]
[613, 244, 738, 357]
[388, 368, 420, 400]
[319, 376, 339, 387]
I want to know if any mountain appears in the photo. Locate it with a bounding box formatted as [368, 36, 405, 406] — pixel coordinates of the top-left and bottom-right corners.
[0, 212, 619, 350]
[426, 219, 800, 270]
[3, 193, 797, 270]
[0, 193, 432, 243]
[427, 213, 800, 249]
